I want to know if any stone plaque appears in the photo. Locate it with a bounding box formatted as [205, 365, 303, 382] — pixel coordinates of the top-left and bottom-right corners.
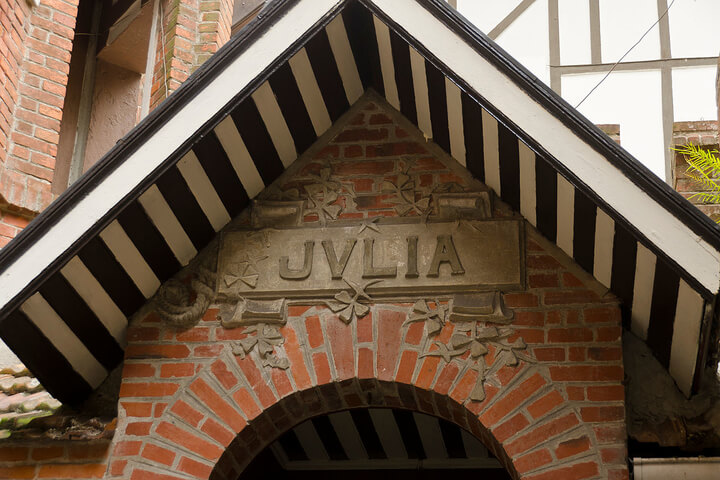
[218, 220, 523, 299]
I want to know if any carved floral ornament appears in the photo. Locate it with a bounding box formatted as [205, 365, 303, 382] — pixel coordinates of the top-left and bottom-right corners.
[152, 158, 532, 402]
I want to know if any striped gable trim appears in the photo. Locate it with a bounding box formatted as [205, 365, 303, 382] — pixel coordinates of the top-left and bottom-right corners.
[0, 0, 716, 403]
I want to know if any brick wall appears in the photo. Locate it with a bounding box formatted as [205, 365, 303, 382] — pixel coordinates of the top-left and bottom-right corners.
[0, 0, 78, 217]
[103, 101, 628, 480]
[0, 441, 111, 479]
[149, 0, 233, 111]
[672, 120, 720, 221]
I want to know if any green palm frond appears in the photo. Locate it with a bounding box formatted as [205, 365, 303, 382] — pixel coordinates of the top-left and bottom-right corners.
[672, 143, 720, 223]
[673, 143, 720, 192]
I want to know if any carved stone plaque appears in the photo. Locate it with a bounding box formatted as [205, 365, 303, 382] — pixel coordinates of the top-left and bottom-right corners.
[218, 220, 523, 299]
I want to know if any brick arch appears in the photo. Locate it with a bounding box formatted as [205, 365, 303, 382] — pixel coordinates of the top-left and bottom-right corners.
[114, 298, 623, 480]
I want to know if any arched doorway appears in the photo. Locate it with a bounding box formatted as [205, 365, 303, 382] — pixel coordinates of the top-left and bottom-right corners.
[239, 407, 512, 480]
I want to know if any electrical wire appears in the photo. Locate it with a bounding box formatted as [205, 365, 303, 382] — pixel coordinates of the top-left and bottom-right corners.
[575, 0, 677, 108]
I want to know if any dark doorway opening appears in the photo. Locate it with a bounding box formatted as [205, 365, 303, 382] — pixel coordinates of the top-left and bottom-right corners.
[238, 408, 512, 479]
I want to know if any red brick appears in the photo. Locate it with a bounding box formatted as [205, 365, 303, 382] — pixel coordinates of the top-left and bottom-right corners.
[176, 327, 210, 342]
[492, 411, 530, 443]
[312, 352, 332, 384]
[194, 344, 225, 357]
[514, 448, 553, 474]
[377, 309, 405, 381]
[524, 461, 599, 480]
[597, 326, 622, 342]
[569, 347, 585, 361]
[527, 390, 564, 419]
[481, 373, 547, 426]
[170, 399, 204, 427]
[601, 446, 626, 464]
[567, 386, 585, 401]
[333, 159, 394, 175]
[125, 344, 190, 359]
[549, 365, 623, 382]
[544, 290, 599, 305]
[395, 350, 418, 384]
[333, 127, 388, 142]
[236, 356, 277, 407]
[29, 446, 63, 461]
[580, 406, 624, 422]
[555, 435, 592, 459]
[514, 311, 544, 326]
[504, 293, 538, 308]
[271, 367, 294, 398]
[113, 440, 141, 457]
[533, 347, 565, 361]
[357, 347, 374, 379]
[326, 316, 355, 380]
[526, 255, 563, 270]
[404, 320, 425, 345]
[36, 464, 106, 478]
[232, 388, 262, 421]
[369, 113, 392, 124]
[594, 424, 626, 444]
[548, 327, 593, 343]
[123, 363, 155, 378]
[119, 382, 179, 398]
[0, 466, 35, 479]
[110, 459, 127, 476]
[190, 377, 247, 431]
[449, 368, 478, 403]
[529, 273, 559, 288]
[280, 323, 312, 390]
[433, 361, 459, 395]
[562, 272, 584, 287]
[588, 346, 622, 362]
[505, 413, 580, 456]
[201, 417, 235, 447]
[126, 422, 152, 436]
[0, 446, 28, 462]
[584, 307, 621, 324]
[141, 443, 176, 466]
[121, 401, 153, 417]
[305, 315, 323, 349]
[178, 456, 212, 478]
[156, 421, 223, 460]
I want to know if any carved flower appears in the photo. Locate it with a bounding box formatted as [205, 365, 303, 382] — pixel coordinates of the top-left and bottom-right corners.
[326, 278, 380, 324]
[232, 323, 289, 369]
[405, 299, 447, 336]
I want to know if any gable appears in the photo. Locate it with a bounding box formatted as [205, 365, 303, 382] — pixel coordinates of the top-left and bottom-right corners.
[0, 0, 716, 404]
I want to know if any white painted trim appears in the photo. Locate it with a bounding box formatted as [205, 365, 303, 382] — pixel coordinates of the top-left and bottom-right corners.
[329, 411, 368, 459]
[556, 174, 574, 257]
[518, 140, 536, 226]
[326, 16, 363, 104]
[369, 0, 720, 293]
[99, 220, 161, 299]
[413, 412, 447, 459]
[670, 280, 703, 397]
[409, 47, 432, 139]
[445, 77, 465, 166]
[290, 48, 333, 136]
[369, 408, 407, 459]
[138, 185, 197, 266]
[21, 293, 107, 388]
[177, 151, 231, 232]
[481, 109, 500, 194]
[374, 16, 400, 111]
[0, 0, 341, 311]
[214, 117, 265, 198]
[294, 419, 330, 461]
[60, 256, 126, 344]
[593, 208, 614, 288]
[631, 244, 656, 340]
[252, 81, 297, 167]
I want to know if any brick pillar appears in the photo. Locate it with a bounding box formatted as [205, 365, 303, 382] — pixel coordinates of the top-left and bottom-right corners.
[149, 0, 233, 112]
[672, 120, 720, 221]
[0, 0, 78, 219]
